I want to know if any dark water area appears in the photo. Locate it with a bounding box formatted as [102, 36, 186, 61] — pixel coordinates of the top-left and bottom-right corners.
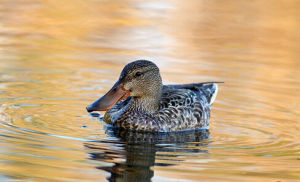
[87, 129, 210, 182]
[0, 0, 300, 181]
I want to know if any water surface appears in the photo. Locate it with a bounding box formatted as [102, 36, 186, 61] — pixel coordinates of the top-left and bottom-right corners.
[0, 0, 300, 181]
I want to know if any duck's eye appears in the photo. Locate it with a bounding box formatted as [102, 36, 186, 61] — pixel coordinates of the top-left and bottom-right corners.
[135, 72, 143, 77]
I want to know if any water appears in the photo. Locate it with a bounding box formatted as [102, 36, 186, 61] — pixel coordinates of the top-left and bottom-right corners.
[0, 0, 300, 181]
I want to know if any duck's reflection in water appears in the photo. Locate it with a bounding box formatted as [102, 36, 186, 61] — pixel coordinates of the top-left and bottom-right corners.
[85, 128, 210, 182]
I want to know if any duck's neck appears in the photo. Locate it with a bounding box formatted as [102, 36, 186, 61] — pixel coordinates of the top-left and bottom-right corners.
[130, 89, 162, 113]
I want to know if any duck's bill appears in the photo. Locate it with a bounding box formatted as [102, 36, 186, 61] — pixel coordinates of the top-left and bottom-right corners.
[86, 81, 130, 112]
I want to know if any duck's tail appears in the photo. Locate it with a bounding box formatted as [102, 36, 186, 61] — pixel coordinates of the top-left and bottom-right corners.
[199, 83, 218, 105]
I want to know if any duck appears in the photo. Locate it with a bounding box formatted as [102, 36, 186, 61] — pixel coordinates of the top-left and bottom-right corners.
[86, 60, 220, 132]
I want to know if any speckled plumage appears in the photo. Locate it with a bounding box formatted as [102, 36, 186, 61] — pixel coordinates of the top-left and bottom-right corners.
[87, 60, 221, 132]
[104, 82, 218, 132]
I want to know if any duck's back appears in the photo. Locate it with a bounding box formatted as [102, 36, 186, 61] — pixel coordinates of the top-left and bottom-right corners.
[157, 83, 218, 131]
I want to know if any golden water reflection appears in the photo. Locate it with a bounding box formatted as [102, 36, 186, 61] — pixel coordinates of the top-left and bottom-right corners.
[0, 0, 299, 181]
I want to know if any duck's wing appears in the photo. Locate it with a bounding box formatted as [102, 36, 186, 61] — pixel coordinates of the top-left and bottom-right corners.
[163, 82, 221, 105]
[156, 83, 219, 130]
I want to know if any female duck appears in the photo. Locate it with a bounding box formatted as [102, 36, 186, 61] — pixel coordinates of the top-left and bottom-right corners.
[87, 60, 219, 132]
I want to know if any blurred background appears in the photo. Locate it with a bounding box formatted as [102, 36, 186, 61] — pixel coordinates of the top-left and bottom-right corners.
[0, 0, 299, 181]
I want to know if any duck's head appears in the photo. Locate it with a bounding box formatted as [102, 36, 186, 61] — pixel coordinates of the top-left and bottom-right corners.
[86, 60, 162, 112]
